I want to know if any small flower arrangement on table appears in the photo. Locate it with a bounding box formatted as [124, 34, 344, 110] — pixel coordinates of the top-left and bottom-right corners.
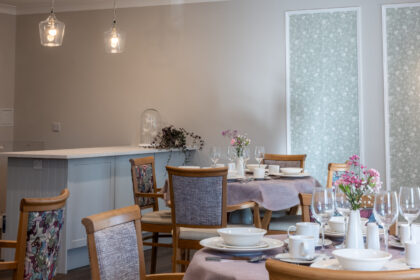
[335, 154, 382, 210]
[222, 129, 251, 157]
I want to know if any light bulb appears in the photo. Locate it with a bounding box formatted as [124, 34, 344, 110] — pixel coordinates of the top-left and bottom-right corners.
[110, 35, 119, 48]
[48, 28, 57, 36]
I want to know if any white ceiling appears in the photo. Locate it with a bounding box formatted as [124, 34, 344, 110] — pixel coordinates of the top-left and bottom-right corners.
[0, 0, 227, 15]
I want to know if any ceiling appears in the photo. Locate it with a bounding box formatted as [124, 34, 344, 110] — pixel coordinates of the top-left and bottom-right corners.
[0, 0, 226, 15]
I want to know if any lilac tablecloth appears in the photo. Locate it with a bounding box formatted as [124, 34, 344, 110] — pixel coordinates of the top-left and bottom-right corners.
[183, 234, 405, 280]
[163, 176, 321, 211]
[227, 177, 321, 211]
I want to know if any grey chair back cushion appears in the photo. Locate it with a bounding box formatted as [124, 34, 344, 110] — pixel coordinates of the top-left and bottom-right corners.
[94, 222, 140, 280]
[264, 160, 302, 168]
[172, 175, 223, 226]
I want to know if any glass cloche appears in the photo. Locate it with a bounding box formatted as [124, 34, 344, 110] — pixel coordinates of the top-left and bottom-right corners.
[139, 108, 162, 146]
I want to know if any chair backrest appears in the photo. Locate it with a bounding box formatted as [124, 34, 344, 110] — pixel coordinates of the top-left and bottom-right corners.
[166, 166, 228, 228]
[298, 193, 312, 222]
[82, 205, 146, 280]
[129, 156, 159, 210]
[266, 259, 420, 280]
[326, 162, 349, 188]
[263, 154, 306, 169]
[14, 189, 69, 280]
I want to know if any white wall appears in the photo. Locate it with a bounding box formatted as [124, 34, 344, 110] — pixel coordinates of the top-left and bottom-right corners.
[12, 0, 420, 186]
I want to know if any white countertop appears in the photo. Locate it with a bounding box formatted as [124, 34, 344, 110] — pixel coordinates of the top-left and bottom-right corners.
[0, 146, 188, 159]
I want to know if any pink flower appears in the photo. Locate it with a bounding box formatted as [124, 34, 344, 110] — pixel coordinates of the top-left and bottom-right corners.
[230, 139, 236, 145]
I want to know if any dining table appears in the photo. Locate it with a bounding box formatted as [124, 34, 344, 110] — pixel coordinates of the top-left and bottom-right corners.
[183, 234, 406, 280]
[163, 173, 322, 228]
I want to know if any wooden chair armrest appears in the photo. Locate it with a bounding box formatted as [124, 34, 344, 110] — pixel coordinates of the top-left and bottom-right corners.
[145, 273, 184, 280]
[227, 201, 257, 212]
[135, 193, 165, 199]
[0, 240, 17, 248]
[0, 261, 18, 271]
[156, 187, 163, 192]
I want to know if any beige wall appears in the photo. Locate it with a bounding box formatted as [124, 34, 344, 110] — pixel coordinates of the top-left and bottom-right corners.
[0, 12, 15, 214]
[12, 0, 418, 186]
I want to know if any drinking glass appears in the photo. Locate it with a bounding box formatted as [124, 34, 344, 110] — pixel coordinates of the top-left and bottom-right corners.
[254, 146, 265, 167]
[243, 146, 250, 167]
[209, 146, 221, 167]
[311, 187, 335, 251]
[227, 146, 237, 163]
[373, 191, 399, 251]
[399, 187, 420, 241]
[335, 187, 352, 248]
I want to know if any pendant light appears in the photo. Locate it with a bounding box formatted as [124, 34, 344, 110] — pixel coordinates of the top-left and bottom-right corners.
[104, 0, 125, 54]
[39, 0, 65, 47]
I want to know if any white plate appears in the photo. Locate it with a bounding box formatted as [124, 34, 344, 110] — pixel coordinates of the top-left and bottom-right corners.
[274, 253, 326, 264]
[217, 240, 269, 249]
[310, 258, 410, 271]
[200, 237, 283, 254]
[284, 238, 333, 247]
[245, 169, 269, 174]
[270, 172, 310, 178]
[324, 226, 384, 238]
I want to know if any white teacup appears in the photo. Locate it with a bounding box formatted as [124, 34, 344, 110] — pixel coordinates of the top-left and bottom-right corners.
[328, 216, 345, 233]
[288, 222, 320, 244]
[399, 223, 411, 245]
[253, 167, 265, 179]
[405, 241, 420, 268]
[227, 162, 236, 172]
[268, 165, 280, 174]
[288, 235, 315, 260]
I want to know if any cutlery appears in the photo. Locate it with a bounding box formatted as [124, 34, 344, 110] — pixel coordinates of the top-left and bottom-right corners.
[205, 254, 268, 263]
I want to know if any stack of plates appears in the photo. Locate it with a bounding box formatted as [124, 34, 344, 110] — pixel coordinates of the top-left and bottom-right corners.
[199, 237, 284, 254]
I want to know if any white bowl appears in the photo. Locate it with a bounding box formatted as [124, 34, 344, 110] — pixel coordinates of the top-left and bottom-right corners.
[328, 216, 345, 233]
[332, 249, 392, 271]
[179, 166, 200, 169]
[246, 164, 267, 172]
[280, 167, 303, 174]
[217, 227, 266, 246]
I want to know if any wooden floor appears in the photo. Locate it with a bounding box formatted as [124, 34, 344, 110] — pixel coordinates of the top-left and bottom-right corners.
[0, 247, 173, 280]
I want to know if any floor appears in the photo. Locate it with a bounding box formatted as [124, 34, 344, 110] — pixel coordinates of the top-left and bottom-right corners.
[0, 247, 173, 280]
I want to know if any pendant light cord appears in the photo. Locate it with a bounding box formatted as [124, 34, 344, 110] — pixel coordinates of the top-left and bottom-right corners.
[113, 0, 117, 24]
[50, 0, 55, 13]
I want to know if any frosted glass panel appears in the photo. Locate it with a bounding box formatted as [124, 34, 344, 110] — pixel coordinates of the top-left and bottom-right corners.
[384, 5, 420, 189]
[287, 9, 360, 186]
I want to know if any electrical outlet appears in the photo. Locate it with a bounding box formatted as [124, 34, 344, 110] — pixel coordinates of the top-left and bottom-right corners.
[52, 122, 61, 132]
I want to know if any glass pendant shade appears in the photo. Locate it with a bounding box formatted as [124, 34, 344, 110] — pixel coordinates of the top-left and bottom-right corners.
[39, 13, 65, 47]
[104, 23, 125, 54]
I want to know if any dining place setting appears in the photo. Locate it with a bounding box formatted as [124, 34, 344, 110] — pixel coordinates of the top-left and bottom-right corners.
[182, 155, 420, 280]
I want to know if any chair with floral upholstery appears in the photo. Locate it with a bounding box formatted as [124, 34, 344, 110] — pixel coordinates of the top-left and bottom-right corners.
[129, 156, 172, 274]
[262, 154, 307, 233]
[0, 189, 69, 280]
[82, 205, 184, 280]
[166, 166, 261, 272]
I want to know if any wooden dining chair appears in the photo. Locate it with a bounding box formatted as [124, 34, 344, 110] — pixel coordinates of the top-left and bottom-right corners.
[0, 189, 69, 280]
[262, 154, 307, 233]
[130, 156, 172, 274]
[166, 166, 261, 272]
[266, 259, 420, 280]
[82, 205, 184, 280]
[326, 162, 350, 188]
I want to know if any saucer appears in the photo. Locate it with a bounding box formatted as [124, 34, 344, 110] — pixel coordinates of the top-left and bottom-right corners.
[274, 253, 326, 264]
[284, 238, 333, 247]
[200, 237, 284, 255]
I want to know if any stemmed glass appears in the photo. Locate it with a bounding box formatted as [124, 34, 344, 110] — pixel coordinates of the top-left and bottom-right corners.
[243, 147, 250, 167]
[399, 187, 420, 241]
[209, 146, 221, 167]
[227, 146, 237, 163]
[311, 187, 335, 251]
[373, 191, 399, 251]
[254, 146, 265, 167]
[335, 187, 352, 248]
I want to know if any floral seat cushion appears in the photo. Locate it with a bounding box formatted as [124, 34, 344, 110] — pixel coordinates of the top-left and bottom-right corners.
[24, 209, 64, 280]
[135, 164, 155, 207]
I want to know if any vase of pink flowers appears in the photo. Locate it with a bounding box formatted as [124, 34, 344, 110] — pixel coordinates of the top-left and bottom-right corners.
[335, 155, 382, 249]
[222, 129, 251, 176]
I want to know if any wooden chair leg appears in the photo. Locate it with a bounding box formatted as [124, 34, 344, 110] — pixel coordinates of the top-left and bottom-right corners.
[180, 248, 186, 272]
[150, 232, 159, 274]
[172, 228, 180, 273]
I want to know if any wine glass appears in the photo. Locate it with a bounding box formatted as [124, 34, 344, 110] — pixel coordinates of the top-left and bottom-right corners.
[373, 191, 399, 251]
[311, 187, 335, 251]
[254, 146, 265, 167]
[243, 146, 250, 167]
[209, 146, 221, 167]
[399, 187, 420, 241]
[335, 187, 352, 248]
[227, 146, 237, 163]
